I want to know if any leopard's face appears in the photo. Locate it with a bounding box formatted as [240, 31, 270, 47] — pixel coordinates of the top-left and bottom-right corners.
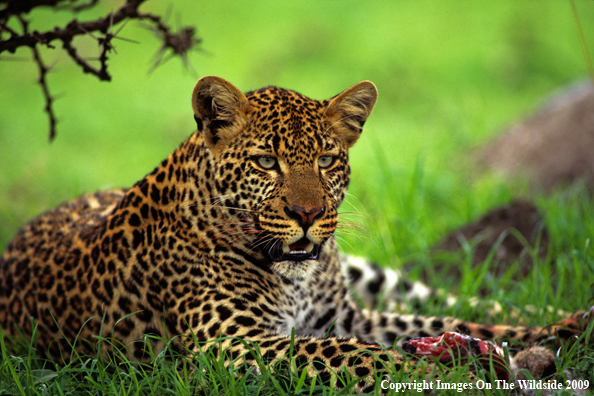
[212, 93, 351, 278]
[192, 77, 377, 279]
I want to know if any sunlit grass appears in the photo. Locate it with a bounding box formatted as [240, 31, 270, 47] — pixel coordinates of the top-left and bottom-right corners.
[2, 0, 594, 394]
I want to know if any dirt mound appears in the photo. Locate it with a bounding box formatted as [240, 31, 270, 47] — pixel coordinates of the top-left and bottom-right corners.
[481, 81, 594, 192]
[409, 200, 548, 291]
[432, 199, 548, 273]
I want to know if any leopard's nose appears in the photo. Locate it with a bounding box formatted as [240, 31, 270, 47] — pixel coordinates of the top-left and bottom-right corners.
[285, 205, 325, 231]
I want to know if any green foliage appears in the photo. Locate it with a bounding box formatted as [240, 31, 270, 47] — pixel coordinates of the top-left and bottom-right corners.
[1, 0, 593, 249]
[1, 0, 594, 394]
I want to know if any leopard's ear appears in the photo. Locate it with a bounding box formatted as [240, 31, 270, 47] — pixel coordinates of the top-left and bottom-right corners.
[324, 81, 377, 149]
[192, 76, 250, 149]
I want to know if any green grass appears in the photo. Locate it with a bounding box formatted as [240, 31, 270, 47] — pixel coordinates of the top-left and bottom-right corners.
[3, 315, 592, 395]
[2, 0, 594, 394]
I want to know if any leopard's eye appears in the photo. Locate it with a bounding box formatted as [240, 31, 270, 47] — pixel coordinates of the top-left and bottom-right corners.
[318, 156, 335, 169]
[257, 157, 277, 170]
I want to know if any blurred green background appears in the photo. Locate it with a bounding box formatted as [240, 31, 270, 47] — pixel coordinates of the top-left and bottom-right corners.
[1, 0, 593, 263]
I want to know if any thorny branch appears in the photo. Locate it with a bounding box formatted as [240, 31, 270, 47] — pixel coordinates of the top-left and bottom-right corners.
[0, 0, 202, 140]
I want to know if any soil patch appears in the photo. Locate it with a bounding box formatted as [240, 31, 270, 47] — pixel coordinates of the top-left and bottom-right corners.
[480, 81, 594, 193]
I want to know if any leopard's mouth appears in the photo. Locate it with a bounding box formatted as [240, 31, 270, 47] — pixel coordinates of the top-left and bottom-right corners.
[267, 237, 320, 262]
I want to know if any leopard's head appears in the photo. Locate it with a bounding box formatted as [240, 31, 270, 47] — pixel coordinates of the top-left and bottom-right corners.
[192, 76, 377, 279]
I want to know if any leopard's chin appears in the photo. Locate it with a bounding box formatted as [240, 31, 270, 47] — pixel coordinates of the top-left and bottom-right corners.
[270, 259, 319, 280]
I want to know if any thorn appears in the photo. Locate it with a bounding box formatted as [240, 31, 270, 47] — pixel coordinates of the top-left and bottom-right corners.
[47, 58, 59, 71]
[78, 23, 100, 42]
[163, 4, 173, 23]
[0, 56, 30, 61]
[109, 11, 115, 35]
[111, 35, 140, 44]
[113, 18, 130, 36]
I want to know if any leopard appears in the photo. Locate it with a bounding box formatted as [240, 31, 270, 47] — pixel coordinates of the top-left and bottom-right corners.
[0, 76, 589, 392]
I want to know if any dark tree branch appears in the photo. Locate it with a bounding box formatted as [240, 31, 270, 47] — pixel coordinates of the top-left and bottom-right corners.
[0, 0, 202, 140]
[31, 45, 57, 140]
[68, 0, 99, 13]
[0, 0, 145, 54]
[16, 13, 58, 139]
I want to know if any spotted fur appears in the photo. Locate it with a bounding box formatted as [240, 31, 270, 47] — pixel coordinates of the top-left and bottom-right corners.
[0, 76, 587, 391]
